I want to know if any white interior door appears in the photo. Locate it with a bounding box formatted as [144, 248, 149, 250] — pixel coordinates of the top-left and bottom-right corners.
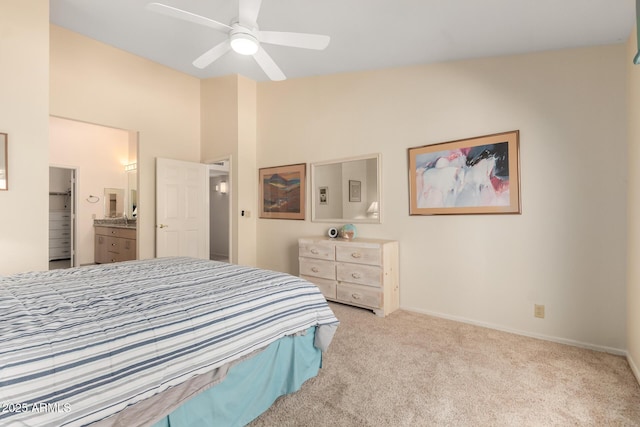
[156, 158, 209, 258]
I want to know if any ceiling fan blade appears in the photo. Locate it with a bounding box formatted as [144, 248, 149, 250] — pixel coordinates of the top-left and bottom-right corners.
[193, 41, 232, 69]
[253, 46, 286, 81]
[259, 31, 330, 50]
[147, 3, 231, 33]
[239, 0, 262, 26]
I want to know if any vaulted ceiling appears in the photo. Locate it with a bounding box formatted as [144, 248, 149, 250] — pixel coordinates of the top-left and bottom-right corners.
[50, 0, 636, 82]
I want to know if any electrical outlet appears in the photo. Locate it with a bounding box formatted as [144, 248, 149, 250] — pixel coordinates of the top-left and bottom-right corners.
[92, 214, 96, 219]
[534, 304, 545, 319]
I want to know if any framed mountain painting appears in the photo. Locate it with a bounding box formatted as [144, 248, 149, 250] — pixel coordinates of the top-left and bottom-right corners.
[259, 163, 306, 220]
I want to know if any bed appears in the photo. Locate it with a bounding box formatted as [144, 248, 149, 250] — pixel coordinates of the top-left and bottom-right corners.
[0, 257, 339, 427]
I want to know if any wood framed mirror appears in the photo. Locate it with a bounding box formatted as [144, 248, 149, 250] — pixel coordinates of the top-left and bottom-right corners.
[311, 153, 381, 224]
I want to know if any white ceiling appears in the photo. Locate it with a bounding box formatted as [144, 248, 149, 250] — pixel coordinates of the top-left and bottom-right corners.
[50, 0, 636, 82]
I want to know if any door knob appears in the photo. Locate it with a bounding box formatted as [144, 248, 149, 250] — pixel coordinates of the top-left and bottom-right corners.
[158, 224, 169, 229]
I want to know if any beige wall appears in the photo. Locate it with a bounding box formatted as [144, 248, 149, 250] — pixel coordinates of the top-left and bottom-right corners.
[627, 27, 640, 381]
[0, 1, 50, 274]
[50, 25, 201, 261]
[257, 45, 628, 352]
[49, 117, 130, 265]
[201, 75, 257, 266]
[236, 76, 257, 266]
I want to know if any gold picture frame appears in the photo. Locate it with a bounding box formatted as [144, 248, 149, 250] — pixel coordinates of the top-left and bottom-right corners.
[408, 130, 521, 215]
[259, 163, 306, 220]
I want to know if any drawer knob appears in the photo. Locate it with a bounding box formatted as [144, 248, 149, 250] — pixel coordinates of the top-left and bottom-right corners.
[351, 252, 362, 258]
[351, 272, 361, 279]
[311, 267, 319, 273]
[351, 293, 361, 300]
[111, 243, 116, 246]
[311, 248, 319, 254]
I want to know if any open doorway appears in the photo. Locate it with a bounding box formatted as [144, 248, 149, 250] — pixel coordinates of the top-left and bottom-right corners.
[50, 116, 138, 266]
[209, 160, 230, 263]
[49, 166, 76, 270]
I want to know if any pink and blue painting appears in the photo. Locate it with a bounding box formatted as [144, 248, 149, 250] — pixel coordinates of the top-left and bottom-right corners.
[409, 131, 521, 215]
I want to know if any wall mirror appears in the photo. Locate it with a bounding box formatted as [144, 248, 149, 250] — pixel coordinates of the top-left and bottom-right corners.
[0, 133, 7, 191]
[127, 169, 137, 218]
[311, 153, 381, 224]
[104, 187, 125, 218]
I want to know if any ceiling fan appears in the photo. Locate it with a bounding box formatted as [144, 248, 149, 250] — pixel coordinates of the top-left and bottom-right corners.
[147, 0, 330, 81]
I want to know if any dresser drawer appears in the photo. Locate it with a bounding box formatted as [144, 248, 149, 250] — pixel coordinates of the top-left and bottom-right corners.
[49, 238, 71, 249]
[49, 246, 71, 258]
[298, 240, 335, 260]
[50, 211, 71, 221]
[337, 262, 382, 287]
[299, 258, 335, 280]
[49, 220, 71, 230]
[49, 228, 72, 239]
[336, 245, 381, 266]
[301, 275, 337, 300]
[337, 282, 382, 309]
[95, 226, 136, 240]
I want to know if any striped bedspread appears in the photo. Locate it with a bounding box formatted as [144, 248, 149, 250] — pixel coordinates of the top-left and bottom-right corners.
[0, 257, 338, 427]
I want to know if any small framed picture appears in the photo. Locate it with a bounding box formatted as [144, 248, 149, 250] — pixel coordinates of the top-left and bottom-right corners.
[349, 180, 361, 202]
[319, 186, 328, 205]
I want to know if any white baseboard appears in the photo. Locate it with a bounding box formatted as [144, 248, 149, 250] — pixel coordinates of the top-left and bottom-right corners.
[402, 306, 626, 356]
[628, 353, 640, 386]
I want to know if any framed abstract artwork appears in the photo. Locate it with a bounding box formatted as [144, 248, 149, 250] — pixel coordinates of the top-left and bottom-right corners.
[259, 163, 306, 220]
[408, 130, 521, 215]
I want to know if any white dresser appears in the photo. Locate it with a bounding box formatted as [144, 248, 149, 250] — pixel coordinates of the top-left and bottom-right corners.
[49, 210, 72, 261]
[298, 237, 399, 317]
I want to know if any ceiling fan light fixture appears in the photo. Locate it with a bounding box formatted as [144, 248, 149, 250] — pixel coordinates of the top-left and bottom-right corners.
[230, 32, 259, 55]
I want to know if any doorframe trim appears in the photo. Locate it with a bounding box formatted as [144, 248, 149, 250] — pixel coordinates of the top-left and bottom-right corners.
[204, 155, 233, 264]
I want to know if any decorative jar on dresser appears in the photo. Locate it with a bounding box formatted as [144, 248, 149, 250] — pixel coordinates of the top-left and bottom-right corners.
[298, 237, 399, 317]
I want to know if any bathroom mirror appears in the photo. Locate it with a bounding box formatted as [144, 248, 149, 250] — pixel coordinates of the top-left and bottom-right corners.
[311, 154, 381, 223]
[127, 170, 137, 218]
[104, 187, 125, 218]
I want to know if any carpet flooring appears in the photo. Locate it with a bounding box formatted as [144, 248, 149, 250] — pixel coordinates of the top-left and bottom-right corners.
[250, 302, 640, 426]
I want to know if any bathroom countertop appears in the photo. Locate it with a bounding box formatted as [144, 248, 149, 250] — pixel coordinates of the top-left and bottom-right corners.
[93, 219, 137, 229]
